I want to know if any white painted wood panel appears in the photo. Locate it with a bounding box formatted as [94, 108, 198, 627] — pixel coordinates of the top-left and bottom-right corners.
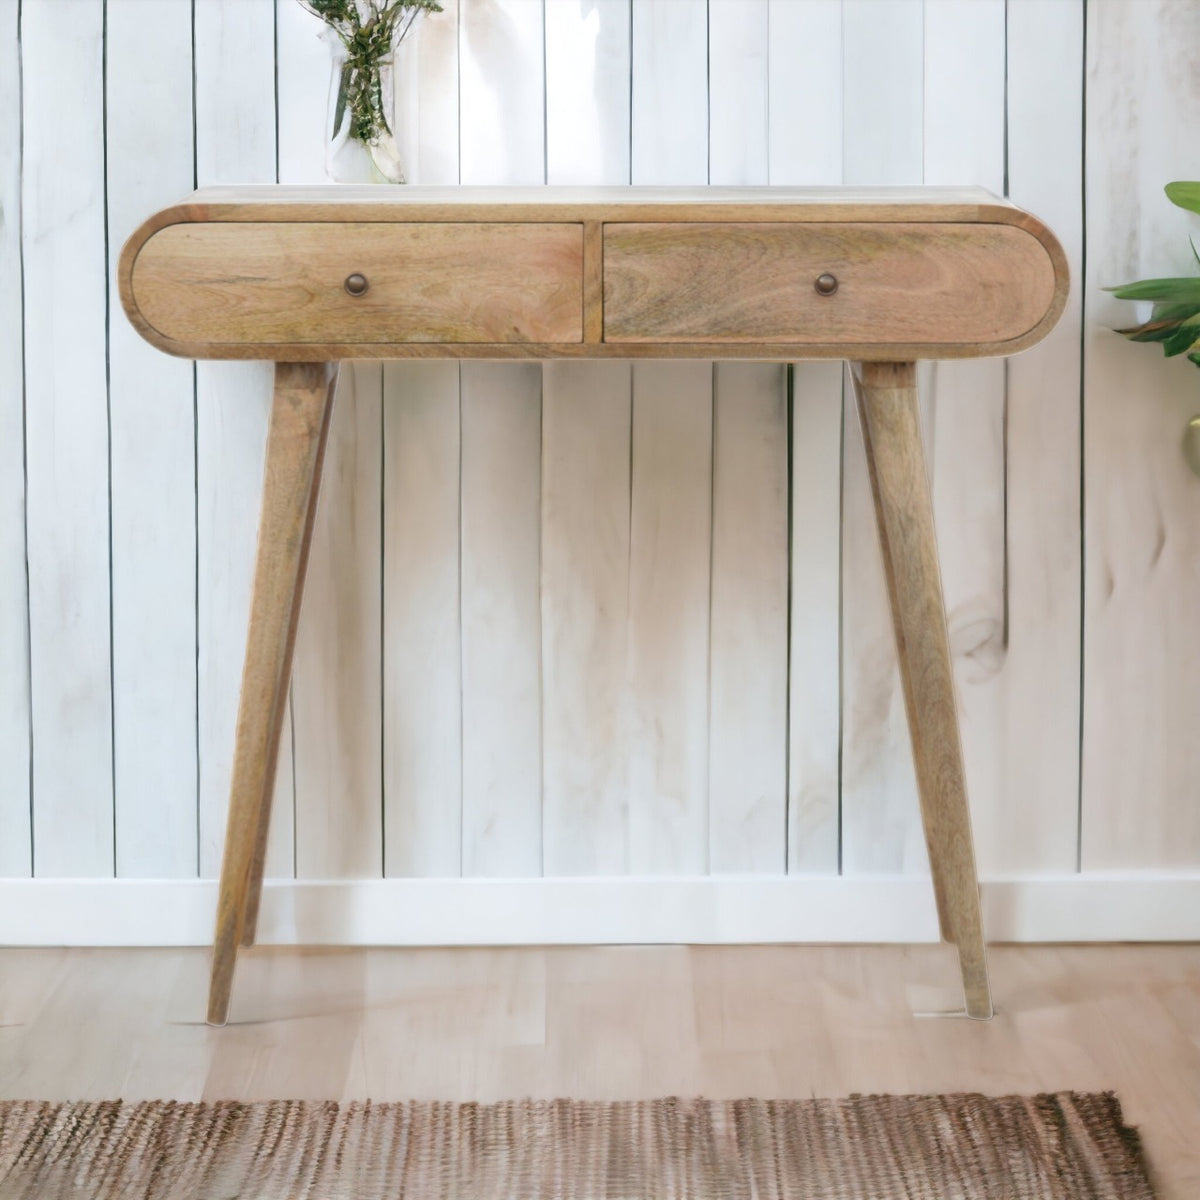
[1082, 0, 1200, 869]
[459, 0, 545, 187]
[627, 363, 713, 875]
[787, 365, 844, 872]
[631, 0, 707, 187]
[708, 0, 768, 188]
[457, 0, 545, 877]
[709, 365, 789, 873]
[545, 0, 630, 186]
[460, 364, 543, 876]
[22, 0, 113, 877]
[767, 2, 844, 874]
[0, 0, 30, 877]
[106, 0, 197, 878]
[922, 0, 1011, 872]
[383, 363, 463, 877]
[839, 0, 925, 875]
[394, 0, 461, 186]
[541, 4, 633, 876]
[278, 4, 384, 879]
[384, 0, 463, 878]
[541, 362, 632, 874]
[194, 0, 294, 880]
[768, 0, 842, 188]
[987, 0, 1083, 873]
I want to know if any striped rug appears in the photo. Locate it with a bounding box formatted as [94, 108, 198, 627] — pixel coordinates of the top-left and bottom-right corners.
[0, 1092, 1154, 1198]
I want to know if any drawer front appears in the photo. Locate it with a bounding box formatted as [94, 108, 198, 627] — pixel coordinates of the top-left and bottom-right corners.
[131, 222, 584, 345]
[603, 222, 1056, 347]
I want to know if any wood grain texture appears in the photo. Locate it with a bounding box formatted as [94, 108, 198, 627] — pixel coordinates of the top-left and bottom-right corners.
[1081, 0, 1200, 870]
[460, 364, 543, 878]
[383, 363, 463, 878]
[132, 222, 584, 346]
[603, 222, 1056, 346]
[541, 362, 632, 875]
[0, 0, 30, 877]
[193, 0, 294, 883]
[708, 364, 788, 874]
[853, 362, 991, 1020]
[22, 0, 113, 877]
[106, 0, 197, 878]
[208, 362, 336, 1025]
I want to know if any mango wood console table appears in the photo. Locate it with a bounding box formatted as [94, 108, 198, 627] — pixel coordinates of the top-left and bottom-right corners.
[119, 186, 1068, 1027]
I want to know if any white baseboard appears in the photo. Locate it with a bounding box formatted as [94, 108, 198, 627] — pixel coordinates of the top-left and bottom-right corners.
[1, 874, 1198, 946]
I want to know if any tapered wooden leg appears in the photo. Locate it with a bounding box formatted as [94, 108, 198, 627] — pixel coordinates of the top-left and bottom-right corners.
[207, 362, 337, 1027]
[852, 361, 992, 1020]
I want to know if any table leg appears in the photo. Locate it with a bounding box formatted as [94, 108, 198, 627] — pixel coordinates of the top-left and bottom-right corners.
[207, 361, 337, 1027]
[852, 361, 993, 1020]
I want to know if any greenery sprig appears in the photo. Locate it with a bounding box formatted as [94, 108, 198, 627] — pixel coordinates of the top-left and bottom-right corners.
[300, 0, 442, 146]
[1108, 182, 1200, 370]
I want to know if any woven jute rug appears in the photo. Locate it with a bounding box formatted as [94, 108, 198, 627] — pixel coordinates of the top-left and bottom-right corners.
[0, 1092, 1154, 1199]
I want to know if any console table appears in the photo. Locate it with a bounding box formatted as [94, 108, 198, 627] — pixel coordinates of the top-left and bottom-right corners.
[118, 186, 1069, 1027]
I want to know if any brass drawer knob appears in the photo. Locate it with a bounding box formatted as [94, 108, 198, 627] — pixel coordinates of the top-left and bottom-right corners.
[344, 273, 369, 297]
[814, 273, 839, 296]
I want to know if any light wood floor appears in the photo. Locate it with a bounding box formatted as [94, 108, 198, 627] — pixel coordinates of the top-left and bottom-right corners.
[1, 944, 1197, 1196]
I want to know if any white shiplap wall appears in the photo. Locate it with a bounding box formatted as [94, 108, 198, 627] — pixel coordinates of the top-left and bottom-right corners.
[2, 0, 1199, 943]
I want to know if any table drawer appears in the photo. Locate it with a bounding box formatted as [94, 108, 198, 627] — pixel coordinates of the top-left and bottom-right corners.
[129, 222, 584, 346]
[602, 222, 1056, 347]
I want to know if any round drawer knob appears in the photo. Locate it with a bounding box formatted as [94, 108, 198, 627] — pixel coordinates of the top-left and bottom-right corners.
[814, 273, 839, 296]
[344, 273, 369, 297]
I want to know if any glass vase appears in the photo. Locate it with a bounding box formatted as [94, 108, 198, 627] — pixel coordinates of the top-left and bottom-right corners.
[324, 31, 405, 184]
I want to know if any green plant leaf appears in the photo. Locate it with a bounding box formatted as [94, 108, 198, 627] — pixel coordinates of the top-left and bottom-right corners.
[1106, 277, 1200, 302]
[1165, 181, 1200, 215]
[1161, 315, 1200, 357]
[1188, 350, 1200, 368]
[1151, 301, 1200, 322]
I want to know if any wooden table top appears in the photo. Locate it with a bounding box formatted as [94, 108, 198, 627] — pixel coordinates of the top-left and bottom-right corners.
[119, 186, 1068, 364]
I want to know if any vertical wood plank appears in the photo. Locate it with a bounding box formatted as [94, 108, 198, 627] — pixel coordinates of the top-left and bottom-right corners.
[922, 0, 1011, 873]
[708, 0, 767, 188]
[106, 0, 197, 878]
[544, 0, 630, 185]
[383, 363, 462, 877]
[631, 0, 707, 187]
[986, 0, 1082, 873]
[394, 0, 460, 187]
[767, 0, 842, 188]
[707, 10, 788, 874]
[384, 0, 462, 878]
[709, 365, 788, 873]
[1082, 0, 1200, 868]
[0, 0, 31, 877]
[627, 362, 713, 874]
[194, 0, 294, 880]
[460, 364, 543, 877]
[841, 0, 922, 188]
[457, 0, 545, 876]
[459, 0, 545, 187]
[628, 0, 712, 875]
[278, 0, 383, 879]
[767, 1, 844, 874]
[840, 0, 925, 875]
[541, 362, 632, 874]
[22, 0, 113, 877]
[541, 2, 632, 876]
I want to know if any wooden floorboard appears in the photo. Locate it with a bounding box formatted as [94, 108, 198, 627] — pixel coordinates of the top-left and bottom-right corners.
[0, 944, 1196, 1197]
